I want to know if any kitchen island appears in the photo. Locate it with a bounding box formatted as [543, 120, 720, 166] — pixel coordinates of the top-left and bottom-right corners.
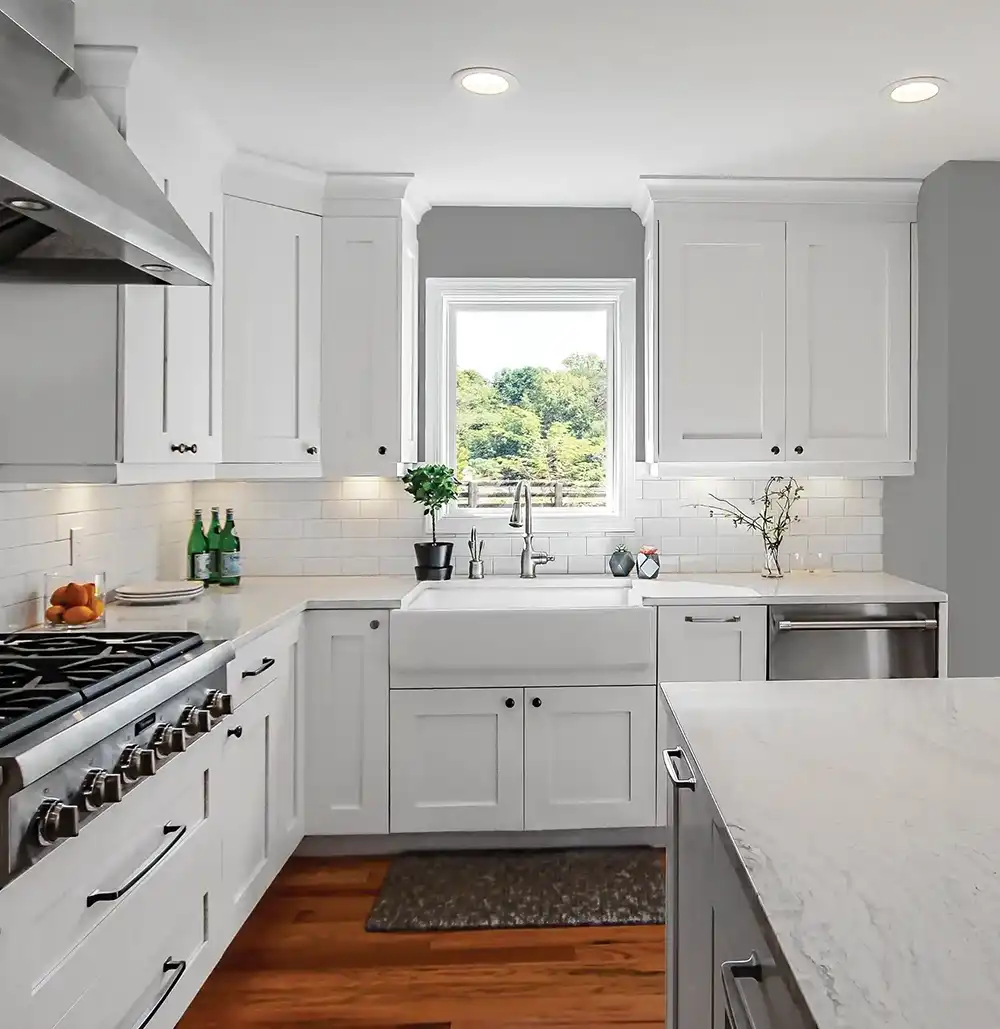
[661, 676, 1000, 1029]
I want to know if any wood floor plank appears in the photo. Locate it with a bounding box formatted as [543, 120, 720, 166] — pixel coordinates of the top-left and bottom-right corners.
[179, 856, 665, 1029]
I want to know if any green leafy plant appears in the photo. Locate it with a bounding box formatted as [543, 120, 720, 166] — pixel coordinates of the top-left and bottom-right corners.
[402, 464, 461, 544]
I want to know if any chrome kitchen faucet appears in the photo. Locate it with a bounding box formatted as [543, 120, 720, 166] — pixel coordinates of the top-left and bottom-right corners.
[509, 480, 554, 578]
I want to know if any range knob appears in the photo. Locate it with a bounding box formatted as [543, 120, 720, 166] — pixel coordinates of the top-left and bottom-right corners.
[119, 744, 157, 782]
[152, 723, 187, 757]
[36, 799, 80, 846]
[80, 769, 124, 811]
[179, 705, 212, 735]
[204, 690, 234, 718]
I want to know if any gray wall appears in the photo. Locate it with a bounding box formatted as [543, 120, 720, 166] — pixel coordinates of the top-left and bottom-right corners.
[884, 162, 1000, 676]
[417, 207, 645, 448]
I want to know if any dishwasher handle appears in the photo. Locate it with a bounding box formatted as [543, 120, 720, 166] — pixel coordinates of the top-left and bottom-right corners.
[776, 617, 937, 632]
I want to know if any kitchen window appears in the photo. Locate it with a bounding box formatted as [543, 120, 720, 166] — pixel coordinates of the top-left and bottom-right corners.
[424, 278, 636, 533]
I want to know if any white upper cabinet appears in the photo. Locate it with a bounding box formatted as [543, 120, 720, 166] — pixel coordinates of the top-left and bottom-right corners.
[0, 47, 227, 483]
[641, 178, 918, 474]
[321, 174, 423, 476]
[785, 221, 912, 463]
[221, 195, 322, 472]
[658, 219, 787, 462]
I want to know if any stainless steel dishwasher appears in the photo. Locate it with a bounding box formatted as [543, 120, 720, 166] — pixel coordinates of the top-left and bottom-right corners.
[768, 603, 939, 679]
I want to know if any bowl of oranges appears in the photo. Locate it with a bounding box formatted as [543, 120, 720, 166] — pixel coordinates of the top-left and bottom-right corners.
[44, 572, 106, 629]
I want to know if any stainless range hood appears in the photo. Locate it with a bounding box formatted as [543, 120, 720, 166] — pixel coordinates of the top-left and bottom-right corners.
[0, 0, 212, 285]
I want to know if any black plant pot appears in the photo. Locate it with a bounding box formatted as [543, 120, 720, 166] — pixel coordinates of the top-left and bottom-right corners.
[414, 541, 454, 581]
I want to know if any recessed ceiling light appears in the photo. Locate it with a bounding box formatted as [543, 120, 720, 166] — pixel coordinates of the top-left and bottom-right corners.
[887, 77, 945, 103]
[452, 67, 516, 95]
[5, 197, 50, 212]
[141, 263, 173, 273]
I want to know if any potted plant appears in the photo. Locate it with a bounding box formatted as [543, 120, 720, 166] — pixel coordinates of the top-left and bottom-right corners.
[402, 464, 461, 580]
[609, 542, 635, 578]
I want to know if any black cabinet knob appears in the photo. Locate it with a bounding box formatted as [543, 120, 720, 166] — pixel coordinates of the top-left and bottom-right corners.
[170, 443, 188, 454]
[531, 697, 542, 708]
[378, 446, 387, 456]
[504, 697, 515, 709]
[369, 619, 380, 630]
[189, 443, 198, 455]
[794, 445, 804, 455]
[227, 725, 243, 739]
[306, 446, 318, 456]
[770, 446, 780, 455]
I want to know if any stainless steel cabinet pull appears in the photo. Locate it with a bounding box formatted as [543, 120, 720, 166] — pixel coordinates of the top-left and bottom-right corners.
[87, 824, 186, 906]
[662, 748, 696, 790]
[130, 957, 187, 1029]
[242, 657, 276, 678]
[777, 618, 938, 631]
[685, 615, 741, 624]
[721, 953, 762, 1029]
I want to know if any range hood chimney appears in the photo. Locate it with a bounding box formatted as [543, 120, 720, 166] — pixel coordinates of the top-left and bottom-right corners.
[0, 0, 212, 285]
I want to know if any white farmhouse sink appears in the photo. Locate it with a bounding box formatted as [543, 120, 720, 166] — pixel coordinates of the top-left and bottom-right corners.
[391, 578, 654, 688]
[404, 579, 638, 611]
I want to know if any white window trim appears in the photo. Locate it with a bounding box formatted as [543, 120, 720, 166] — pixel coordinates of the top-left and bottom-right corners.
[424, 277, 637, 536]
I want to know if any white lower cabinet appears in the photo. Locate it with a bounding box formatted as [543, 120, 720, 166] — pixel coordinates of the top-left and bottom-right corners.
[523, 685, 656, 831]
[390, 687, 525, 833]
[390, 684, 657, 834]
[304, 611, 389, 835]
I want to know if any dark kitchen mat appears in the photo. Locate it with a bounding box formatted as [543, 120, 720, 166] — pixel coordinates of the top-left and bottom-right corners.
[365, 847, 664, 932]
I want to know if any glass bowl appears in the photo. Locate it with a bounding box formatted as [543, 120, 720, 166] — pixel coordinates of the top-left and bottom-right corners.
[43, 571, 106, 630]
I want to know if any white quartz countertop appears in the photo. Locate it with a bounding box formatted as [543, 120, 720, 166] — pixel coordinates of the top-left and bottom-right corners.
[636, 571, 945, 605]
[662, 676, 1000, 1029]
[99, 571, 944, 649]
[103, 576, 416, 647]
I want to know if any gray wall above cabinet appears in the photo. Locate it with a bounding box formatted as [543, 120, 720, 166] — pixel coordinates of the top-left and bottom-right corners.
[417, 207, 645, 451]
[884, 161, 1000, 676]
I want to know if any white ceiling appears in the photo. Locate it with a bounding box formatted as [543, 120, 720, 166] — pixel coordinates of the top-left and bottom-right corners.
[76, 0, 1000, 206]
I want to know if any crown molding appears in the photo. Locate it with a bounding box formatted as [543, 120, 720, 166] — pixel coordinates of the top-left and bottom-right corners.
[323, 172, 429, 222]
[223, 151, 326, 214]
[639, 175, 921, 206]
[631, 183, 655, 224]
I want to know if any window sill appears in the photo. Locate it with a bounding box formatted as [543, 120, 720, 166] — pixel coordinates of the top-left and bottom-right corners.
[432, 511, 637, 537]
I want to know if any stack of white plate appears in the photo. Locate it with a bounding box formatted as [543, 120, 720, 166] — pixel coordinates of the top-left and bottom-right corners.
[115, 581, 206, 606]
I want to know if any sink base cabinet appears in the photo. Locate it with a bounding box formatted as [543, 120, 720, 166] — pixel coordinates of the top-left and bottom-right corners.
[390, 688, 525, 833]
[390, 685, 657, 834]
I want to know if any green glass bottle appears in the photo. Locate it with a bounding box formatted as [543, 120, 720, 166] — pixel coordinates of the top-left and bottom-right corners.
[218, 508, 241, 587]
[206, 507, 222, 584]
[187, 509, 211, 584]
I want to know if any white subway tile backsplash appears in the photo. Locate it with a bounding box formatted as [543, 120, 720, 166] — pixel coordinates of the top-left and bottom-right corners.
[174, 475, 885, 584]
[863, 554, 884, 572]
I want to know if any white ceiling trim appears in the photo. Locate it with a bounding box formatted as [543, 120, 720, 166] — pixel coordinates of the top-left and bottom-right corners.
[639, 176, 922, 205]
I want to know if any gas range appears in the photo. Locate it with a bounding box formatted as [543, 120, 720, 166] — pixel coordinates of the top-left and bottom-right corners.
[0, 631, 235, 889]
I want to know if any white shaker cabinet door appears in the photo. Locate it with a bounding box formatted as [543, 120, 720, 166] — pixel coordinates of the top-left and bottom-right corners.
[304, 611, 389, 835]
[389, 688, 524, 833]
[785, 221, 912, 463]
[322, 214, 418, 475]
[657, 605, 767, 683]
[120, 166, 221, 468]
[223, 196, 322, 467]
[657, 219, 787, 462]
[523, 685, 657, 831]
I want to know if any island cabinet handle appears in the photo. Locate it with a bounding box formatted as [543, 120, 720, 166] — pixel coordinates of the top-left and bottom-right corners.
[242, 657, 275, 678]
[776, 618, 938, 632]
[721, 953, 763, 1029]
[685, 615, 741, 624]
[662, 748, 697, 790]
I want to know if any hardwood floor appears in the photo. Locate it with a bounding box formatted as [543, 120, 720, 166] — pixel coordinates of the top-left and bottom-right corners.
[179, 856, 665, 1028]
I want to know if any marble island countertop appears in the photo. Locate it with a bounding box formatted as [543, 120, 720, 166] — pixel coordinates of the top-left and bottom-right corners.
[99, 571, 944, 648]
[663, 676, 1000, 1029]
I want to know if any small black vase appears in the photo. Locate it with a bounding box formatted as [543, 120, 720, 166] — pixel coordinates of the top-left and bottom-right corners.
[609, 551, 635, 577]
[414, 541, 454, 581]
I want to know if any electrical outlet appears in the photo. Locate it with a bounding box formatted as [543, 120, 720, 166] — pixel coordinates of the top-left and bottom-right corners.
[69, 527, 82, 567]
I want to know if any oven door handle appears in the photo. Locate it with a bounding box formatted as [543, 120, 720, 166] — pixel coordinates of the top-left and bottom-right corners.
[86, 824, 186, 907]
[776, 618, 938, 631]
[129, 957, 187, 1029]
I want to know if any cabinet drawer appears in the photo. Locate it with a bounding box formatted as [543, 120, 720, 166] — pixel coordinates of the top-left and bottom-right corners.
[712, 824, 812, 1029]
[18, 735, 216, 993]
[657, 606, 767, 682]
[30, 813, 216, 1029]
[228, 619, 298, 706]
